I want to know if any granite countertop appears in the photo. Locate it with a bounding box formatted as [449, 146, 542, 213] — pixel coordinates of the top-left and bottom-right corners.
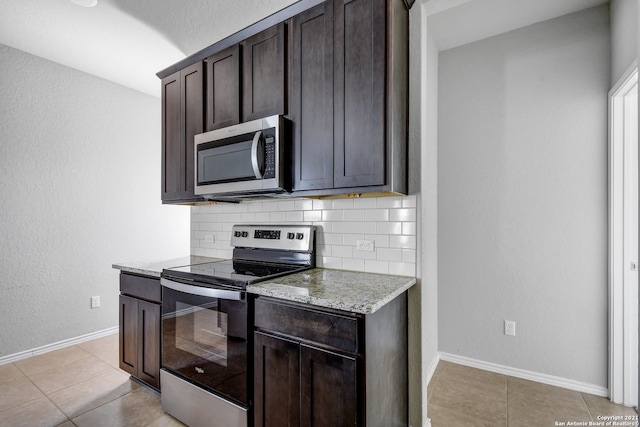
[247, 268, 416, 315]
[113, 258, 416, 315]
[112, 256, 221, 278]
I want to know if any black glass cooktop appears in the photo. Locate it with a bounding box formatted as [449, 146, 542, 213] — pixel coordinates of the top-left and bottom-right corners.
[162, 260, 308, 289]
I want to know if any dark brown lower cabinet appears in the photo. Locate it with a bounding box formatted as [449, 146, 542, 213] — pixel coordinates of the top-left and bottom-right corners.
[254, 332, 300, 427]
[253, 293, 407, 427]
[119, 273, 161, 390]
[300, 345, 357, 427]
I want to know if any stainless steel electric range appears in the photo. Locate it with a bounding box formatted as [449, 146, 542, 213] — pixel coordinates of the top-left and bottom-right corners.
[159, 224, 315, 427]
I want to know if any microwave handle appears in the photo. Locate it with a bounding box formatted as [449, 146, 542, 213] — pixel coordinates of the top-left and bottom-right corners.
[251, 131, 263, 179]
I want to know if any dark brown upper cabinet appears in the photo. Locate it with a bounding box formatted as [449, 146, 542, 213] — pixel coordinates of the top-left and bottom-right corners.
[290, 0, 408, 196]
[289, 1, 334, 191]
[205, 45, 241, 131]
[242, 23, 287, 121]
[161, 62, 205, 204]
[205, 23, 287, 132]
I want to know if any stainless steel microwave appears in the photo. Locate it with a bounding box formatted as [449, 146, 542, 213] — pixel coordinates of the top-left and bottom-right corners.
[194, 115, 290, 198]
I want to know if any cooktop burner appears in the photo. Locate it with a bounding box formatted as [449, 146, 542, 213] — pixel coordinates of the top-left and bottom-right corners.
[162, 224, 316, 289]
[163, 259, 309, 289]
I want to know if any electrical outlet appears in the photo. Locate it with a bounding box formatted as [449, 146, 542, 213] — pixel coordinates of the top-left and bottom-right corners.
[205, 234, 215, 243]
[504, 320, 516, 336]
[91, 296, 100, 309]
[356, 240, 375, 252]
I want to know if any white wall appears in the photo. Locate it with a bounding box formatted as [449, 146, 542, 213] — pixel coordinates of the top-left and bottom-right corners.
[437, 5, 610, 387]
[0, 44, 190, 358]
[610, 0, 638, 84]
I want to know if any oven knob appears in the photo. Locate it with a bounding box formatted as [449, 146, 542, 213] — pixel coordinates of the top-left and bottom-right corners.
[296, 233, 304, 240]
[287, 232, 295, 240]
[234, 231, 242, 238]
[241, 231, 249, 238]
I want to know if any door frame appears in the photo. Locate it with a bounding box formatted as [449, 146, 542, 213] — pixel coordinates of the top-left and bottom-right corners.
[609, 59, 638, 407]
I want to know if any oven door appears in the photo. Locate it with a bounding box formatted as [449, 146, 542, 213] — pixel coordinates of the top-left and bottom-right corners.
[160, 278, 249, 407]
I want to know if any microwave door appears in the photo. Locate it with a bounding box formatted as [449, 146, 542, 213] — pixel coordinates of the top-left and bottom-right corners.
[196, 132, 264, 186]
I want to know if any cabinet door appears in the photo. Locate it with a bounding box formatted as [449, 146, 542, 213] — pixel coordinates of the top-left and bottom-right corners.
[205, 45, 241, 131]
[119, 295, 138, 376]
[290, 1, 334, 191]
[137, 300, 161, 390]
[161, 70, 182, 201]
[182, 62, 204, 202]
[300, 345, 358, 427]
[254, 332, 300, 427]
[161, 62, 204, 203]
[243, 23, 286, 121]
[333, 0, 386, 188]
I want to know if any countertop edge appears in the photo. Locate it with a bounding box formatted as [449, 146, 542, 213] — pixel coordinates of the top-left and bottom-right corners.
[247, 275, 416, 315]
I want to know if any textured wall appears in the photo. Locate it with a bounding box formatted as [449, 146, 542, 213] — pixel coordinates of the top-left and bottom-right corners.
[437, 6, 610, 386]
[0, 44, 190, 358]
[610, 0, 638, 85]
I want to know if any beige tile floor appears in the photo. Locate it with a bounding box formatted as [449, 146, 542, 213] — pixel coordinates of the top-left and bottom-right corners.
[428, 360, 639, 427]
[2, 335, 638, 427]
[0, 333, 184, 427]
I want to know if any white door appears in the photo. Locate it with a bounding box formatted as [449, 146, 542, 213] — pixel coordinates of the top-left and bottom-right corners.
[609, 61, 638, 408]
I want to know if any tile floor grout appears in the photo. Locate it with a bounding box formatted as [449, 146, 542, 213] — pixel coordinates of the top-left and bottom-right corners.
[2, 335, 638, 426]
[428, 360, 638, 427]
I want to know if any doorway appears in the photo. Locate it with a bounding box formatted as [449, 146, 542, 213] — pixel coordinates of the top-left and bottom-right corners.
[609, 61, 638, 408]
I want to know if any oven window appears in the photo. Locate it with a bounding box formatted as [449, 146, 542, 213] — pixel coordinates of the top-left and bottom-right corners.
[162, 286, 248, 406]
[175, 302, 228, 367]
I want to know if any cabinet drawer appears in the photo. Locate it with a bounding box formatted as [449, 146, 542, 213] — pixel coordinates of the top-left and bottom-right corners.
[119, 273, 161, 303]
[254, 297, 360, 354]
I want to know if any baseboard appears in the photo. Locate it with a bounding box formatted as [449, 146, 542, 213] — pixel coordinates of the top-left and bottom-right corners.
[439, 352, 609, 398]
[0, 326, 119, 366]
[425, 352, 440, 386]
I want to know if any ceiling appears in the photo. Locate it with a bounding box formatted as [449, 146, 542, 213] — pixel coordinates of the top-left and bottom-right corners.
[0, 0, 608, 98]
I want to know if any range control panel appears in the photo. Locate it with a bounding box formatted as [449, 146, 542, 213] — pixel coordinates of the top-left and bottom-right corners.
[231, 224, 315, 252]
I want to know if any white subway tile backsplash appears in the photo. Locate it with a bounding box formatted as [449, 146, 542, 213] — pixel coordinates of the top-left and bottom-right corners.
[332, 199, 354, 209]
[319, 256, 343, 269]
[285, 211, 304, 222]
[377, 248, 403, 262]
[390, 208, 416, 222]
[389, 262, 415, 276]
[322, 233, 343, 245]
[191, 196, 416, 276]
[377, 221, 402, 235]
[303, 210, 322, 222]
[342, 258, 365, 272]
[294, 199, 313, 211]
[365, 260, 389, 274]
[312, 199, 333, 210]
[376, 197, 403, 208]
[342, 234, 365, 246]
[364, 209, 389, 222]
[402, 249, 416, 263]
[402, 195, 417, 208]
[269, 212, 286, 222]
[390, 235, 416, 250]
[343, 209, 365, 222]
[322, 210, 343, 222]
[402, 222, 416, 236]
[332, 245, 354, 258]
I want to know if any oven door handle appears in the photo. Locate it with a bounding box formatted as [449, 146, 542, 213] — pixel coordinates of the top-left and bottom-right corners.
[160, 278, 244, 301]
